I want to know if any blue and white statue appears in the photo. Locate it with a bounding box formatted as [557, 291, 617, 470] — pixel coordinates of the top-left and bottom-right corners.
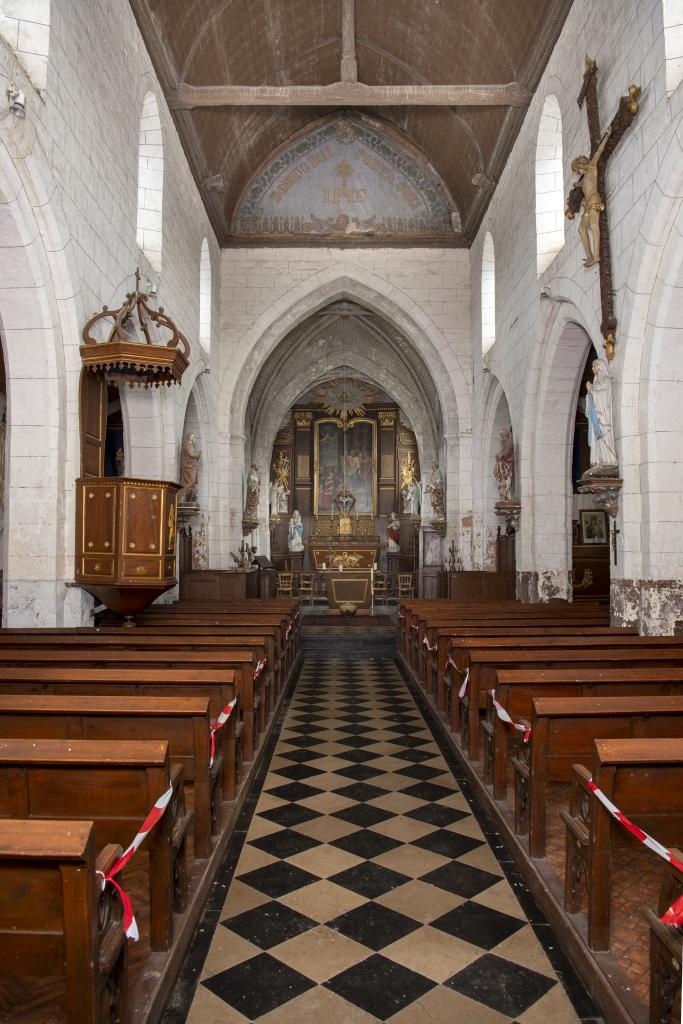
[585, 358, 618, 468]
[288, 510, 305, 552]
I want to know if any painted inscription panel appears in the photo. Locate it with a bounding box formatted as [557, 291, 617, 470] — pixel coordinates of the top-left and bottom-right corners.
[234, 117, 458, 238]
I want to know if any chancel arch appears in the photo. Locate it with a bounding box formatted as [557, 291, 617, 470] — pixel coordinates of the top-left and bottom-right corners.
[237, 299, 455, 586]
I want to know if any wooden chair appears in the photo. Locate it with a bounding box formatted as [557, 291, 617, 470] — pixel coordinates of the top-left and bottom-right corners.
[276, 572, 294, 598]
[298, 573, 314, 605]
[397, 573, 414, 599]
[373, 572, 388, 605]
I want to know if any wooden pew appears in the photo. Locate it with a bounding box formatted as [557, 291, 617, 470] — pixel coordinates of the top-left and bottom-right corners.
[0, 694, 219, 858]
[399, 599, 608, 664]
[485, 664, 683, 799]
[0, 627, 283, 709]
[561, 738, 683, 950]
[520, 695, 683, 855]
[410, 609, 610, 677]
[0, 646, 262, 761]
[0, 820, 126, 1024]
[428, 624, 639, 706]
[426, 624, 637, 702]
[462, 648, 683, 761]
[0, 666, 238, 805]
[411, 602, 609, 672]
[133, 613, 296, 677]
[643, 851, 683, 1024]
[0, 738, 191, 952]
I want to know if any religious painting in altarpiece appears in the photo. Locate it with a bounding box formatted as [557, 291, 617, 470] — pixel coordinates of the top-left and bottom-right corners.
[313, 418, 377, 516]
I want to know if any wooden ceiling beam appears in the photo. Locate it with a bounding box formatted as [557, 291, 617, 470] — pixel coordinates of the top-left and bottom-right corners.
[168, 80, 531, 110]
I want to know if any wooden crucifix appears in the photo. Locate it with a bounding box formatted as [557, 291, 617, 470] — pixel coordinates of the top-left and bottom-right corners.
[565, 58, 641, 361]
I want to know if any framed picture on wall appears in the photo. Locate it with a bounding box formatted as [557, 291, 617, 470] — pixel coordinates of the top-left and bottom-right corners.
[579, 509, 608, 545]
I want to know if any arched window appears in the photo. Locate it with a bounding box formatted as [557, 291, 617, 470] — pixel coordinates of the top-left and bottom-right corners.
[136, 92, 163, 272]
[535, 94, 564, 276]
[199, 238, 211, 352]
[481, 232, 496, 354]
[664, 1, 683, 94]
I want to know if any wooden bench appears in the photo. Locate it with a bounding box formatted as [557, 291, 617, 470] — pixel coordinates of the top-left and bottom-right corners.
[0, 627, 284, 709]
[425, 624, 638, 702]
[133, 613, 296, 677]
[0, 820, 126, 1024]
[519, 695, 683, 856]
[0, 666, 238, 813]
[0, 737, 192, 952]
[0, 694, 219, 858]
[409, 608, 610, 676]
[462, 648, 683, 761]
[561, 738, 683, 950]
[0, 646, 262, 762]
[484, 664, 683, 799]
[643, 850, 683, 1024]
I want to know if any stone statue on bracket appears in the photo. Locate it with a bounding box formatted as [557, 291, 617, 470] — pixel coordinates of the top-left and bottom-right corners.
[493, 428, 515, 501]
[244, 464, 260, 521]
[288, 510, 305, 553]
[425, 462, 445, 527]
[179, 432, 201, 505]
[403, 478, 421, 517]
[387, 512, 401, 553]
[585, 358, 618, 468]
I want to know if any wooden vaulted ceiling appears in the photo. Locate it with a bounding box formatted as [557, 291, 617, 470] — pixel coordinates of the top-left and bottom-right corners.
[130, 0, 573, 246]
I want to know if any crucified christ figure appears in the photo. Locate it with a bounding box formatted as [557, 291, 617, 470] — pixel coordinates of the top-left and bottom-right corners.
[569, 126, 611, 267]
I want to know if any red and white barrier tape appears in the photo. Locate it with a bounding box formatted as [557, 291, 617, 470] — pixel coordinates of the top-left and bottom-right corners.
[490, 689, 531, 743]
[97, 785, 174, 941]
[412, 624, 419, 631]
[254, 657, 267, 680]
[398, 613, 405, 620]
[587, 778, 683, 928]
[210, 696, 239, 767]
[422, 636, 437, 653]
[286, 622, 292, 639]
[445, 656, 470, 698]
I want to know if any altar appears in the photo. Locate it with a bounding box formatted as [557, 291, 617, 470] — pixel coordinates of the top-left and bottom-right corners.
[323, 569, 373, 610]
[309, 515, 379, 571]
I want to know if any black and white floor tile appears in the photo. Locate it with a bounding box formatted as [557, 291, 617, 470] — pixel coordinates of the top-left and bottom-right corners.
[180, 659, 593, 1023]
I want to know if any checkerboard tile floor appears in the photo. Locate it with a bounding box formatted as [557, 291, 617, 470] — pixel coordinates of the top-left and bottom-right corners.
[184, 659, 586, 1023]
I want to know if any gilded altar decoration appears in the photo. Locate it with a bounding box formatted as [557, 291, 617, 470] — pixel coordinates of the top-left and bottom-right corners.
[329, 551, 363, 569]
[400, 451, 418, 489]
[80, 270, 190, 387]
[273, 451, 290, 490]
[378, 408, 397, 428]
[311, 378, 380, 422]
[294, 410, 313, 428]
